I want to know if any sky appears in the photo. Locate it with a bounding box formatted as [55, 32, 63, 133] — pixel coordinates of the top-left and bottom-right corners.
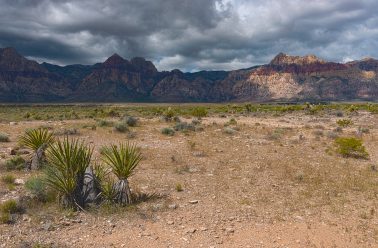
[1, 0, 378, 72]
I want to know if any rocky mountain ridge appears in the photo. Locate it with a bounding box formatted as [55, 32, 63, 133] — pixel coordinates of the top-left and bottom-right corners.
[1, 47, 378, 102]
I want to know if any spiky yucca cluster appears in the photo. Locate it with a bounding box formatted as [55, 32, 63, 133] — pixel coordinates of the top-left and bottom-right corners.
[19, 128, 54, 151]
[45, 138, 92, 208]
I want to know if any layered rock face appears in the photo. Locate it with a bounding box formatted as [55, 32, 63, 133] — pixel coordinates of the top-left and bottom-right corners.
[1, 47, 378, 102]
[0, 48, 72, 102]
[227, 53, 378, 101]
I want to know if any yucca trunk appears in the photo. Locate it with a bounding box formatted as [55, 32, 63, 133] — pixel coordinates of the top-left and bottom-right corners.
[82, 167, 100, 204]
[26, 144, 47, 170]
[114, 179, 132, 205]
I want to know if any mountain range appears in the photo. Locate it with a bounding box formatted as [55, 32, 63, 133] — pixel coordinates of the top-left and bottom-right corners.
[1, 47, 378, 102]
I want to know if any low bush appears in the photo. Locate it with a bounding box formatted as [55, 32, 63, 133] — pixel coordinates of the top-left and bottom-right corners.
[225, 118, 237, 126]
[266, 128, 285, 140]
[174, 122, 195, 132]
[114, 122, 129, 133]
[337, 119, 353, 127]
[0, 199, 20, 224]
[223, 127, 236, 135]
[54, 128, 79, 136]
[25, 176, 48, 201]
[175, 183, 183, 192]
[191, 107, 208, 118]
[335, 137, 368, 159]
[124, 116, 138, 127]
[161, 128, 175, 136]
[0, 199, 19, 214]
[1, 174, 15, 184]
[0, 133, 10, 142]
[163, 107, 176, 121]
[5, 156, 25, 171]
[97, 119, 114, 127]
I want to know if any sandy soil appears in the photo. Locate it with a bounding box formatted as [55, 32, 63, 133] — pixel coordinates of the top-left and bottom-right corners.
[1, 111, 378, 247]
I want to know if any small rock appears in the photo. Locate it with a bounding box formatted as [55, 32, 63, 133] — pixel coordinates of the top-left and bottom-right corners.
[9, 122, 17, 126]
[168, 204, 178, 209]
[225, 228, 234, 234]
[167, 220, 174, 225]
[185, 228, 196, 234]
[15, 179, 25, 185]
[43, 222, 53, 231]
[189, 200, 199, 204]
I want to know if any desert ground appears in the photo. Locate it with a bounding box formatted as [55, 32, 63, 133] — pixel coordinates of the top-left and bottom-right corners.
[1, 104, 378, 247]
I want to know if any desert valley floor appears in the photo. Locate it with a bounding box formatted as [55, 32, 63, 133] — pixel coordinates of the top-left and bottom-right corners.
[1, 105, 378, 247]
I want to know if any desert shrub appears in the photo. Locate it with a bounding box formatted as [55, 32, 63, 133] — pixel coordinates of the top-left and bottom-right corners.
[358, 127, 370, 134]
[229, 118, 237, 125]
[161, 128, 175, 136]
[175, 183, 183, 192]
[334, 127, 343, 133]
[25, 176, 48, 201]
[0, 212, 11, 224]
[106, 108, 120, 117]
[266, 128, 285, 140]
[1, 174, 15, 184]
[312, 130, 324, 136]
[101, 142, 142, 205]
[173, 116, 181, 123]
[97, 119, 114, 127]
[163, 107, 176, 121]
[337, 119, 353, 127]
[0, 133, 10, 142]
[335, 110, 344, 117]
[191, 107, 208, 118]
[335, 137, 368, 159]
[0, 199, 21, 214]
[191, 118, 200, 125]
[55, 128, 79, 136]
[326, 131, 339, 139]
[0, 199, 21, 223]
[5, 156, 25, 171]
[223, 127, 236, 135]
[174, 122, 195, 132]
[124, 116, 138, 127]
[114, 122, 129, 133]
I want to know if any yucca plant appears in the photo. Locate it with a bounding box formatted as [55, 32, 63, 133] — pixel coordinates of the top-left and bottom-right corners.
[100, 179, 118, 204]
[45, 138, 93, 209]
[101, 143, 142, 205]
[19, 128, 54, 170]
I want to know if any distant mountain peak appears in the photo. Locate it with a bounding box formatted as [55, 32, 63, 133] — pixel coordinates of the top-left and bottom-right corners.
[270, 53, 325, 66]
[103, 53, 127, 66]
[0, 47, 21, 58]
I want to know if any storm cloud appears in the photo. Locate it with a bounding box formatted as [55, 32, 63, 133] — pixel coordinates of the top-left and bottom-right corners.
[1, 0, 378, 71]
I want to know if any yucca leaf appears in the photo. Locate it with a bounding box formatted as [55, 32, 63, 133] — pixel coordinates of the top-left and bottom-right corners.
[101, 142, 142, 180]
[19, 128, 54, 151]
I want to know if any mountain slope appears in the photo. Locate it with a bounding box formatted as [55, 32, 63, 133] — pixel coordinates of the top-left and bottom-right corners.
[0, 47, 72, 102]
[1, 47, 378, 102]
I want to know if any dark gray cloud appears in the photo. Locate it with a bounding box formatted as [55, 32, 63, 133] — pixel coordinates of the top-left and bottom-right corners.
[1, 0, 378, 71]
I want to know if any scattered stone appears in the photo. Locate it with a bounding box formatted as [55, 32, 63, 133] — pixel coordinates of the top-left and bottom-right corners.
[185, 228, 196, 234]
[168, 204, 178, 209]
[167, 220, 174, 225]
[14, 179, 25, 185]
[189, 200, 199, 204]
[43, 222, 53, 231]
